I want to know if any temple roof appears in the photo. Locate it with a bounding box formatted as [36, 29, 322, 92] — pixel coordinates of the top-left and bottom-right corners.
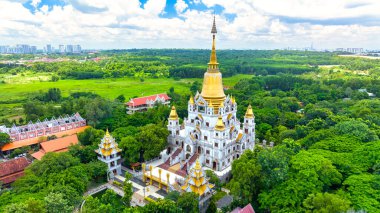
[169, 106, 179, 120]
[245, 104, 254, 118]
[95, 130, 122, 157]
[201, 16, 225, 108]
[189, 95, 195, 105]
[181, 159, 214, 196]
[214, 116, 225, 131]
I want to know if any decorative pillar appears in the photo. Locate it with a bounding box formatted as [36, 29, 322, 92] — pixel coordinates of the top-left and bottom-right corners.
[166, 173, 170, 193]
[149, 165, 153, 185]
[158, 169, 162, 189]
[142, 163, 146, 182]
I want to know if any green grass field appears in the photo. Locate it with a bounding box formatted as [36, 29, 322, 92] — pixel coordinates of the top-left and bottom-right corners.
[0, 73, 252, 121]
[0, 73, 252, 103]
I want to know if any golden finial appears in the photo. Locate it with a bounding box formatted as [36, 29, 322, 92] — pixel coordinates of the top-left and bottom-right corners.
[195, 158, 201, 170]
[245, 104, 254, 118]
[169, 106, 179, 120]
[208, 16, 218, 69]
[106, 128, 110, 137]
[189, 95, 195, 105]
[214, 115, 225, 131]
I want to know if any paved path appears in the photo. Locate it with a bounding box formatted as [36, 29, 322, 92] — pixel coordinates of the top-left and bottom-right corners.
[83, 183, 124, 197]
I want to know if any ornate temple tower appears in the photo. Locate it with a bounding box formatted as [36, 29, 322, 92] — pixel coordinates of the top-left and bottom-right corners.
[162, 16, 255, 178]
[181, 159, 214, 196]
[95, 130, 122, 175]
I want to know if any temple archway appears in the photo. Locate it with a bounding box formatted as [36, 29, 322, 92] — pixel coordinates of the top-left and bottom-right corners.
[186, 145, 191, 152]
[213, 161, 217, 170]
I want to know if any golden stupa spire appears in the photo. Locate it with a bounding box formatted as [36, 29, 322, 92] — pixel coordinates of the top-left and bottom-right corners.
[208, 16, 218, 70]
[214, 115, 225, 131]
[181, 158, 214, 196]
[200, 16, 226, 108]
[106, 128, 110, 137]
[169, 106, 179, 120]
[189, 95, 195, 105]
[245, 104, 254, 118]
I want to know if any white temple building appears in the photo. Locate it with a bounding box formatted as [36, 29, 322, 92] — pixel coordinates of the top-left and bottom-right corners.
[95, 130, 122, 175]
[159, 17, 255, 180]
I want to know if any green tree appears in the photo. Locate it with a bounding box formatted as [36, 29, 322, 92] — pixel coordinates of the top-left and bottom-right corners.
[115, 95, 126, 103]
[206, 200, 217, 213]
[343, 173, 380, 212]
[229, 150, 261, 204]
[119, 136, 140, 164]
[122, 173, 133, 207]
[303, 192, 351, 213]
[0, 132, 11, 148]
[141, 199, 181, 213]
[205, 170, 221, 190]
[78, 127, 105, 146]
[136, 124, 169, 161]
[335, 120, 379, 142]
[5, 198, 45, 213]
[45, 88, 61, 102]
[44, 192, 73, 213]
[177, 192, 199, 213]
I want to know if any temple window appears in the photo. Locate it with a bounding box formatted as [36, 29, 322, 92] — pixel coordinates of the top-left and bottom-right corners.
[204, 136, 208, 140]
[206, 150, 210, 155]
[214, 143, 218, 147]
[206, 122, 209, 127]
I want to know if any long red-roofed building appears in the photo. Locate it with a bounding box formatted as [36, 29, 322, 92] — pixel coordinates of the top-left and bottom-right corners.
[0, 157, 31, 187]
[31, 134, 79, 160]
[126, 93, 170, 114]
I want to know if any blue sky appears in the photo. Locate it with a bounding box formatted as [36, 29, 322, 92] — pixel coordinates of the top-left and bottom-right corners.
[1, 0, 380, 50]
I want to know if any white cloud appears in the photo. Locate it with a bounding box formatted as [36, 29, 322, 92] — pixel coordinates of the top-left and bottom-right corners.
[31, 0, 41, 8]
[0, 0, 379, 49]
[175, 0, 188, 14]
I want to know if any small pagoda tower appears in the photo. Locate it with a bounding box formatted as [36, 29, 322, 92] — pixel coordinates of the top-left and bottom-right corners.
[181, 159, 214, 197]
[95, 129, 122, 175]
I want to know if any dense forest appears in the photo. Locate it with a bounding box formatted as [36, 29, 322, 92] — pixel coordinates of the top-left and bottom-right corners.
[0, 50, 379, 212]
[1, 50, 379, 80]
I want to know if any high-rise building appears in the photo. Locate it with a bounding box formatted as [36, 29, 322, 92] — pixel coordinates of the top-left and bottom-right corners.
[45, 44, 52, 53]
[73, 45, 81, 53]
[65, 45, 73, 53]
[59, 45, 65, 53]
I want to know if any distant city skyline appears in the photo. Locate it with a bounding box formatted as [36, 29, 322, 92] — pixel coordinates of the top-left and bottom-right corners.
[1, 0, 380, 50]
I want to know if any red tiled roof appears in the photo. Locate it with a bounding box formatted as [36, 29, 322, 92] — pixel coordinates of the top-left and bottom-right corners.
[127, 93, 170, 107]
[40, 134, 78, 152]
[0, 157, 31, 185]
[31, 150, 45, 161]
[231, 204, 255, 213]
[1, 126, 89, 151]
[31, 135, 79, 160]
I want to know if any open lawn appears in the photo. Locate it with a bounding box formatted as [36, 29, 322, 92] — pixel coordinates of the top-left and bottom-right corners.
[0, 74, 252, 103]
[0, 74, 253, 121]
